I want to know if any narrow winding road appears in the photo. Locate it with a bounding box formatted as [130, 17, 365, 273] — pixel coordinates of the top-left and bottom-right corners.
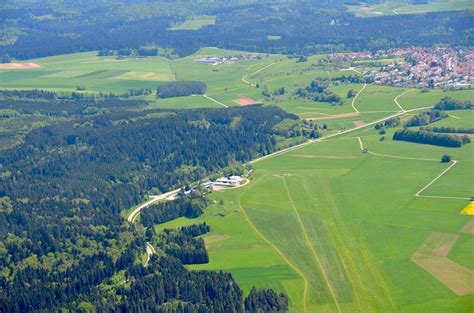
[127, 188, 181, 265]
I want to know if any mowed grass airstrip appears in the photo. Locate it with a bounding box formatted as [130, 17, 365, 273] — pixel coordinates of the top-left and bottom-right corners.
[2, 48, 474, 312]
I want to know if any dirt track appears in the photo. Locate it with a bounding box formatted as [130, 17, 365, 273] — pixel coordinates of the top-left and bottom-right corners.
[307, 112, 360, 121]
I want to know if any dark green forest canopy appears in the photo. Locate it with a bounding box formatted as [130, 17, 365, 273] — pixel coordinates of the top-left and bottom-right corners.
[0, 0, 472, 59]
[0, 105, 300, 311]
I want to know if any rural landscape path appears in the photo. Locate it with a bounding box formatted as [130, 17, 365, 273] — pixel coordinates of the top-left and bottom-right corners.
[203, 94, 228, 108]
[127, 188, 181, 223]
[393, 89, 412, 112]
[250, 105, 434, 165]
[340, 67, 362, 75]
[127, 188, 180, 265]
[242, 61, 279, 86]
[356, 136, 468, 200]
[351, 83, 367, 113]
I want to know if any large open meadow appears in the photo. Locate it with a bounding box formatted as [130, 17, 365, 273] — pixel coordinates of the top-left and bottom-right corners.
[159, 112, 473, 312]
[2, 47, 473, 312]
[154, 83, 473, 312]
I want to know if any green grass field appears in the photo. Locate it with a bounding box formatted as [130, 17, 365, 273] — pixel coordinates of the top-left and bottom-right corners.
[0, 51, 175, 92]
[346, 0, 473, 17]
[4, 47, 473, 312]
[157, 105, 473, 312]
[169, 16, 216, 30]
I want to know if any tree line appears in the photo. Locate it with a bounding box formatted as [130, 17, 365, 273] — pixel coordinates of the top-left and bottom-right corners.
[393, 129, 471, 147]
[405, 109, 448, 127]
[0, 88, 153, 102]
[421, 126, 474, 134]
[434, 97, 473, 111]
[156, 81, 207, 99]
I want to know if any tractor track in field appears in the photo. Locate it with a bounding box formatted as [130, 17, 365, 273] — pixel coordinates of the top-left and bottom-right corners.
[241, 61, 279, 86]
[203, 94, 228, 107]
[236, 174, 310, 313]
[300, 178, 368, 313]
[282, 176, 342, 313]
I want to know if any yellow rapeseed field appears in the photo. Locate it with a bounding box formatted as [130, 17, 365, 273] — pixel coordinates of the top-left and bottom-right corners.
[461, 201, 474, 215]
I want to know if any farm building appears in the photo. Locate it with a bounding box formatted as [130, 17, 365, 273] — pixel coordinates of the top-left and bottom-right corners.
[213, 175, 243, 187]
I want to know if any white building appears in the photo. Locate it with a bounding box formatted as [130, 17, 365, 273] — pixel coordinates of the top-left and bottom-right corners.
[213, 175, 243, 187]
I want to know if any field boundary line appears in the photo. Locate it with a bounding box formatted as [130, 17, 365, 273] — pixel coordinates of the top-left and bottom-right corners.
[340, 67, 362, 75]
[251, 105, 434, 165]
[393, 89, 412, 112]
[242, 61, 279, 85]
[356, 137, 469, 200]
[351, 83, 367, 113]
[236, 189, 309, 313]
[203, 94, 228, 107]
[357, 136, 439, 161]
[358, 110, 399, 113]
[282, 177, 342, 313]
[415, 160, 466, 199]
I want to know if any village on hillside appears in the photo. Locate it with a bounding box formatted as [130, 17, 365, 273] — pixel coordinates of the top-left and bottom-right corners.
[329, 47, 473, 89]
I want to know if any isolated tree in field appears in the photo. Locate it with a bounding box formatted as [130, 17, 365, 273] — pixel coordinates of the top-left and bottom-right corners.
[441, 154, 451, 163]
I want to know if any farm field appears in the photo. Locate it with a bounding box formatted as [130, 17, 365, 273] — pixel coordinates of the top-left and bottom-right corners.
[168, 15, 216, 30]
[346, 0, 473, 17]
[156, 101, 473, 311]
[3, 47, 471, 121]
[0, 51, 175, 92]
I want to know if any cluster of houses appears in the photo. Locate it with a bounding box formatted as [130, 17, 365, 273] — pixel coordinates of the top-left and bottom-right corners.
[329, 47, 473, 89]
[193, 55, 262, 65]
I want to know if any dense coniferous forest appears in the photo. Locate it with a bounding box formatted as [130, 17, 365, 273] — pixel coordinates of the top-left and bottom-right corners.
[141, 195, 208, 227]
[157, 81, 207, 98]
[154, 224, 210, 265]
[0, 98, 146, 117]
[0, 104, 299, 311]
[245, 287, 289, 313]
[393, 129, 471, 147]
[0, 1, 472, 59]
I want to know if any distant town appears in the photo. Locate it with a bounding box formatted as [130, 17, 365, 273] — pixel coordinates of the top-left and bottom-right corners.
[329, 47, 473, 89]
[193, 55, 263, 65]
